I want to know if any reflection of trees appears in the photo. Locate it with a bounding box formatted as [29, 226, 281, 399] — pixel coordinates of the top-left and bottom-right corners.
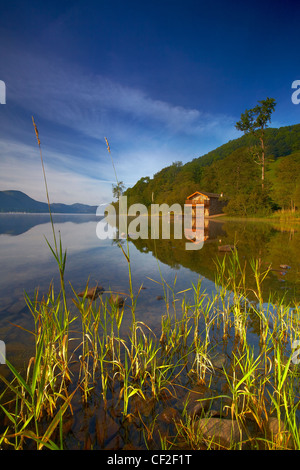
[129, 218, 300, 303]
[130, 220, 228, 282]
[105, 210, 300, 302]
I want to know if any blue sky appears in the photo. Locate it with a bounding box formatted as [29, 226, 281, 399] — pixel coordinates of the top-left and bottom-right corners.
[0, 0, 299, 205]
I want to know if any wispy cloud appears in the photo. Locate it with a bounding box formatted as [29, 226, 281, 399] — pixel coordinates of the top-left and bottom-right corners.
[3, 45, 235, 140]
[0, 43, 237, 204]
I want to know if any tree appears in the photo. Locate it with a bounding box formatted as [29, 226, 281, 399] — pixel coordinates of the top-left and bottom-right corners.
[215, 147, 261, 197]
[112, 181, 125, 200]
[235, 98, 276, 189]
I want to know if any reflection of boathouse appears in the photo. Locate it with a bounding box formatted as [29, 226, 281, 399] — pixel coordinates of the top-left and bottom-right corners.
[185, 191, 226, 218]
[184, 218, 226, 245]
[184, 217, 208, 245]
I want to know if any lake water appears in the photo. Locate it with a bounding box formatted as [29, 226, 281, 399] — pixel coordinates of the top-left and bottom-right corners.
[0, 213, 300, 366]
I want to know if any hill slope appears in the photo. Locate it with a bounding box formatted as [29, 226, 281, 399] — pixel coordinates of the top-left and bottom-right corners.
[124, 123, 300, 215]
[0, 190, 97, 213]
[187, 123, 300, 169]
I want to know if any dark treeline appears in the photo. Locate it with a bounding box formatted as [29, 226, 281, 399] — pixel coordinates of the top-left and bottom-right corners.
[124, 123, 300, 216]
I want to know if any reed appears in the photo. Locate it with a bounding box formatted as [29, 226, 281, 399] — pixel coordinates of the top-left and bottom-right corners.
[1, 129, 300, 450]
[1, 243, 300, 449]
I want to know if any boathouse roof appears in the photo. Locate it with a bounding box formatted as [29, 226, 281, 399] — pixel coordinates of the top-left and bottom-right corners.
[186, 191, 222, 200]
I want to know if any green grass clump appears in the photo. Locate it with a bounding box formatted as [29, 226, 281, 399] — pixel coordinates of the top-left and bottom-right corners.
[1, 124, 300, 450]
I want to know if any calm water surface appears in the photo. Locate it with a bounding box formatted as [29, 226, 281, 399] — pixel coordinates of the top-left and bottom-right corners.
[0, 213, 299, 366]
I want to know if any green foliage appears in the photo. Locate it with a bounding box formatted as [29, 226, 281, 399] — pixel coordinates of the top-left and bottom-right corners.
[124, 123, 300, 216]
[272, 152, 300, 210]
[235, 98, 276, 136]
[225, 187, 274, 217]
[236, 98, 277, 189]
[201, 147, 261, 196]
[112, 181, 125, 200]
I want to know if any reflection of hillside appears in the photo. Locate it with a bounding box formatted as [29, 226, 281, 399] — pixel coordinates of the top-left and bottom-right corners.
[128, 218, 300, 303]
[129, 219, 231, 284]
[0, 213, 99, 236]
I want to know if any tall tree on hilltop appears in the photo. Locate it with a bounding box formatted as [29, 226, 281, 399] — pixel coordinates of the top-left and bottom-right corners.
[112, 181, 125, 200]
[235, 97, 276, 189]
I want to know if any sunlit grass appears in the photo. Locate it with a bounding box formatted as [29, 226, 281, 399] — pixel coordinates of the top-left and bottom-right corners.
[1, 244, 300, 449]
[0, 125, 300, 450]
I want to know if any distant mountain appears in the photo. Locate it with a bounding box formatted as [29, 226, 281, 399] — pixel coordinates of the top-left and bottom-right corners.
[0, 190, 97, 214]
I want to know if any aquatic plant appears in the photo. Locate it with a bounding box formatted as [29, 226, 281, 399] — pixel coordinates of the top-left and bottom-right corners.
[1, 127, 300, 450]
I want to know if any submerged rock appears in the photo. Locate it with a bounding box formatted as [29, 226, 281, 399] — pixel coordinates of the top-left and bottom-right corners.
[185, 384, 213, 418]
[95, 410, 119, 447]
[266, 417, 280, 437]
[195, 417, 243, 449]
[218, 245, 236, 252]
[131, 395, 156, 418]
[158, 407, 181, 424]
[263, 416, 295, 448]
[184, 383, 232, 422]
[211, 352, 227, 370]
[78, 286, 104, 300]
[109, 293, 125, 308]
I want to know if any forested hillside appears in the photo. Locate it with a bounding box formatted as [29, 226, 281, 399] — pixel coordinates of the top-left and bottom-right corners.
[124, 123, 300, 216]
